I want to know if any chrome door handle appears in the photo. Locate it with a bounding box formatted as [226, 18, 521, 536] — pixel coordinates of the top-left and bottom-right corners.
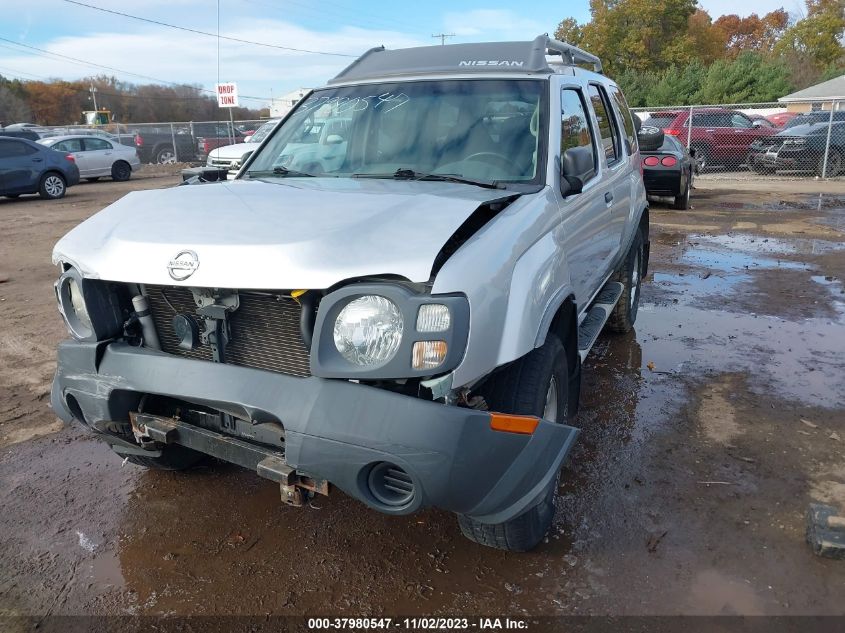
[31, 157, 43, 162]
[605, 192, 614, 205]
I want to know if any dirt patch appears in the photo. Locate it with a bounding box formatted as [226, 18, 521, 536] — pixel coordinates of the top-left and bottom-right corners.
[1, 178, 844, 619]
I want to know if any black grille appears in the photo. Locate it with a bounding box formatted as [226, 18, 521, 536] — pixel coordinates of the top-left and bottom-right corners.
[145, 286, 311, 377]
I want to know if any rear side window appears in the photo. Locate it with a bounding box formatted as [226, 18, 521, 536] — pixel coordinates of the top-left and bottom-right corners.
[644, 114, 679, 129]
[0, 140, 36, 157]
[560, 88, 596, 171]
[587, 84, 622, 164]
[54, 139, 84, 152]
[84, 138, 112, 151]
[610, 86, 638, 154]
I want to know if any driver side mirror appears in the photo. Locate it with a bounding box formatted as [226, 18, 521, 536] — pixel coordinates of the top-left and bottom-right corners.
[633, 113, 643, 133]
[325, 134, 344, 145]
[560, 146, 596, 197]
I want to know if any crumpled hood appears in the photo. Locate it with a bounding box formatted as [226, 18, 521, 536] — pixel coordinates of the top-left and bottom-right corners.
[208, 142, 261, 161]
[53, 178, 515, 289]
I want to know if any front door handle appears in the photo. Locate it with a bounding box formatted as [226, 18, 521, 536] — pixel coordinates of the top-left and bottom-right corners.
[605, 192, 614, 205]
[32, 158, 43, 163]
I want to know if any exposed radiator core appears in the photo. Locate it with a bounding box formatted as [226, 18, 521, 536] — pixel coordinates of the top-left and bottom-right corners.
[144, 285, 312, 377]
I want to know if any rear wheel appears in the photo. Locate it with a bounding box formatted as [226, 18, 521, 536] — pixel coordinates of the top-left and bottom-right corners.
[608, 227, 644, 333]
[111, 161, 132, 181]
[691, 144, 709, 172]
[457, 335, 570, 552]
[672, 170, 691, 210]
[39, 172, 66, 199]
[155, 145, 177, 164]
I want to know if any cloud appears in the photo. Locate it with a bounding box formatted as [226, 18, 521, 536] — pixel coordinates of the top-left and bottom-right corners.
[0, 20, 428, 105]
[442, 9, 548, 40]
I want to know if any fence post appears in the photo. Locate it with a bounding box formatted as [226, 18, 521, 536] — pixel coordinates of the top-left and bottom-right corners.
[170, 123, 178, 163]
[687, 105, 693, 149]
[820, 101, 836, 179]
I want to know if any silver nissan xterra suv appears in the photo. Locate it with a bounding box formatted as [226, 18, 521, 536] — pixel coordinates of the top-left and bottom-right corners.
[51, 36, 659, 551]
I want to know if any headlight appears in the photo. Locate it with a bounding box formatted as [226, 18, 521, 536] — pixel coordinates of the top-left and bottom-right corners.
[56, 274, 94, 339]
[333, 295, 403, 366]
[206, 154, 214, 166]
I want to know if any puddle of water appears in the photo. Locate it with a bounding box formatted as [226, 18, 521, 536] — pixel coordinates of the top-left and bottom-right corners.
[714, 194, 845, 211]
[701, 234, 845, 257]
[681, 244, 808, 272]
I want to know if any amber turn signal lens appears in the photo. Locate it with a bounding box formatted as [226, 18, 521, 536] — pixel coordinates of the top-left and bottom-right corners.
[489, 413, 540, 435]
[412, 340, 448, 370]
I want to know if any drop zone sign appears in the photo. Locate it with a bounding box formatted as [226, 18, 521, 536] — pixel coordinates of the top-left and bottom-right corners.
[216, 83, 239, 108]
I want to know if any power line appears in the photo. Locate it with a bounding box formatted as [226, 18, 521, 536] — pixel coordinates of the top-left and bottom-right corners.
[61, 0, 356, 57]
[0, 38, 270, 102]
[432, 33, 455, 46]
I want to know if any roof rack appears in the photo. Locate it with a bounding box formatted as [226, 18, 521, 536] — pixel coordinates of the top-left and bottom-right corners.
[328, 34, 602, 85]
[541, 36, 603, 74]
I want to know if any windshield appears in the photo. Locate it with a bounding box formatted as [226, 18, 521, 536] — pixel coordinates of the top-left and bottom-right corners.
[244, 79, 546, 186]
[250, 119, 280, 144]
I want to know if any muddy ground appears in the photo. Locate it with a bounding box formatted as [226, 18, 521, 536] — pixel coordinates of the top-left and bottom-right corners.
[1, 171, 844, 619]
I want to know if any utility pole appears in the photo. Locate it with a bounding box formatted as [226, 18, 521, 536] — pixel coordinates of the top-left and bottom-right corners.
[432, 33, 455, 46]
[89, 84, 98, 111]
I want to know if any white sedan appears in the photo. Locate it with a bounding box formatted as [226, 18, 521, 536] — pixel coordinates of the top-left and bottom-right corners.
[38, 135, 141, 182]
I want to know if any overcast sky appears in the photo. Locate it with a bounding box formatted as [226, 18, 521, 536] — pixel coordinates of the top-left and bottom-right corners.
[0, 0, 805, 108]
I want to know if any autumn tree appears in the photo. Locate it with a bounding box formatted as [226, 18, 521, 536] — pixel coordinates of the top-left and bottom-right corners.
[714, 10, 790, 57]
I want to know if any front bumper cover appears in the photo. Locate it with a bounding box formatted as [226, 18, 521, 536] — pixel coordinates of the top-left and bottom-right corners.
[52, 340, 579, 524]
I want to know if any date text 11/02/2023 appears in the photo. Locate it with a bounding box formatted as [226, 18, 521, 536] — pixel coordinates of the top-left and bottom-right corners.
[307, 617, 529, 630]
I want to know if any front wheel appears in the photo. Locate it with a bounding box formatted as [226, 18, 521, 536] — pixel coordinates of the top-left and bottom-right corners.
[39, 172, 66, 199]
[111, 161, 132, 181]
[457, 335, 570, 552]
[819, 149, 844, 177]
[607, 227, 644, 333]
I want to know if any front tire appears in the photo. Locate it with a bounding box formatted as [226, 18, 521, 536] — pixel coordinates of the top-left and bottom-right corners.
[819, 149, 844, 177]
[457, 335, 570, 552]
[607, 227, 644, 333]
[39, 172, 66, 199]
[111, 161, 132, 181]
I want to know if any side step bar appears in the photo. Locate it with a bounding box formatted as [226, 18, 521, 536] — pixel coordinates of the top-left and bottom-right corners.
[128, 412, 329, 506]
[577, 281, 624, 362]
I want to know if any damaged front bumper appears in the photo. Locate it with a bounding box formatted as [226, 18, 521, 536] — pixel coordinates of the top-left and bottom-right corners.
[52, 340, 579, 524]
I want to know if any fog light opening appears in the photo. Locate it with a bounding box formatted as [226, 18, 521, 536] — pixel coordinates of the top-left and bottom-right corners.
[65, 394, 86, 424]
[367, 462, 415, 508]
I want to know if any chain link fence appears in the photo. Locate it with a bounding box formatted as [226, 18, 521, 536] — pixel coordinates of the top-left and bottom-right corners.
[631, 102, 844, 179]
[33, 119, 268, 165]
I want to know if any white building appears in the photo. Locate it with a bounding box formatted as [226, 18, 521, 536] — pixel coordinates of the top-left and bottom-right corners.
[270, 88, 311, 118]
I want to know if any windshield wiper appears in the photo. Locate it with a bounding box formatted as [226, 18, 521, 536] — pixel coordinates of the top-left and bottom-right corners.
[352, 168, 503, 189]
[247, 166, 315, 178]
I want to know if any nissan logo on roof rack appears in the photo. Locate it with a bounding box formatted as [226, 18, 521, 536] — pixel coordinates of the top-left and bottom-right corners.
[459, 61, 525, 67]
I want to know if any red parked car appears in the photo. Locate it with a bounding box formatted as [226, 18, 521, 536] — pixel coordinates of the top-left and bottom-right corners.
[643, 108, 775, 170]
[765, 112, 799, 128]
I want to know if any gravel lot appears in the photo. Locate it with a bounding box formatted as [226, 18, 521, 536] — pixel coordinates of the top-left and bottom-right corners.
[1, 170, 844, 620]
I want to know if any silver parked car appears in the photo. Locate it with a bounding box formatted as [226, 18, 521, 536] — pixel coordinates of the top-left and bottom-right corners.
[38, 135, 140, 182]
[51, 36, 655, 551]
[206, 118, 281, 175]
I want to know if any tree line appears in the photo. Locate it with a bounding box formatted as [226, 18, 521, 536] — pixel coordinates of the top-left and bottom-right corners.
[0, 75, 266, 126]
[556, 0, 845, 106]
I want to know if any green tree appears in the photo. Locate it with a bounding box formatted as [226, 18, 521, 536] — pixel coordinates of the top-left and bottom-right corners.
[698, 52, 793, 103]
[648, 61, 707, 105]
[776, 0, 845, 69]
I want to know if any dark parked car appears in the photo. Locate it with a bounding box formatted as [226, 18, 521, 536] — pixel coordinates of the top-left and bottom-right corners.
[0, 137, 80, 200]
[748, 120, 845, 176]
[131, 126, 197, 164]
[641, 134, 696, 209]
[0, 128, 42, 141]
[644, 107, 774, 170]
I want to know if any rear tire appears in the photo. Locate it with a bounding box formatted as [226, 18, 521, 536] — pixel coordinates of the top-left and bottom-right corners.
[637, 126, 665, 152]
[155, 145, 177, 164]
[457, 335, 570, 552]
[39, 172, 66, 199]
[819, 149, 844, 177]
[691, 144, 709, 172]
[111, 161, 132, 182]
[608, 227, 644, 333]
[672, 170, 691, 210]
